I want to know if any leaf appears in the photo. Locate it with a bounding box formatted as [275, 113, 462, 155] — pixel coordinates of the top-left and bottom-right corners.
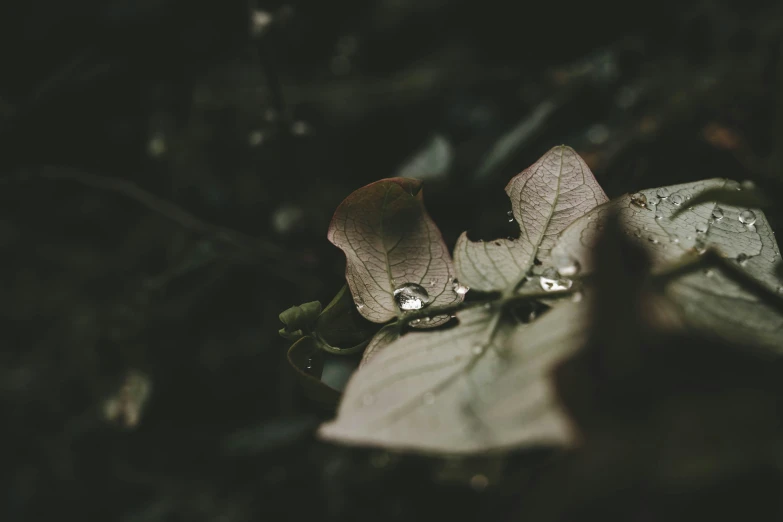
[278, 301, 322, 341]
[669, 183, 770, 217]
[455, 146, 608, 292]
[328, 178, 462, 326]
[287, 336, 341, 411]
[551, 179, 783, 350]
[359, 323, 402, 368]
[315, 285, 379, 347]
[318, 301, 586, 454]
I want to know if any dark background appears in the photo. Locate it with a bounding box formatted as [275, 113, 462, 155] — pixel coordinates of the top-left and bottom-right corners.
[0, 0, 781, 520]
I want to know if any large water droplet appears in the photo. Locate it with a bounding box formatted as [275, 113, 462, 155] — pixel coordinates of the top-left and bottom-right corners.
[738, 210, 757, 225]
[393, 283, 430, 311]
[656, 187, 670, 199]
[736, 253, 749, 266]
[539, 268, 573, 292]
[711, 208, 724, 221]
[354, 297, 365, 310]
[670, 194, 683, 206]
[452, 279, 470, 296]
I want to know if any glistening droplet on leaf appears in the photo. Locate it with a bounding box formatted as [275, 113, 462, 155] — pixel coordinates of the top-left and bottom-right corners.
[739, 210, 757, 226]
[654, 209, 663, 220]
[656, 187, 670, 199]
[539, 268, 573, 292]
[737, 253, 749, 266]
[552, 252, 581, 277]
[393, 283, 430, 311]
[670, 194, 683, 206]
[712, 208, 724, 221]
[452, 279, 470, 296]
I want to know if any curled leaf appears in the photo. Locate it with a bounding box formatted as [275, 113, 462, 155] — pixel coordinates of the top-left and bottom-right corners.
[455, 146, 608, 292]
[328, 178, 462, 326]
[278, 301, 322, 340]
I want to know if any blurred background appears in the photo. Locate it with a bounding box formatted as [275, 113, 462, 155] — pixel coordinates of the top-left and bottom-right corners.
[0, 0, 781, 520]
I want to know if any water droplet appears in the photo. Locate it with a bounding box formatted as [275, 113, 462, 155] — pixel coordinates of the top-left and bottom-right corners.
[695, 223, 708, 234]
[738, 210, 757, 226]
[552, 253, 581, 277]
[422, 392, 435, 405]
[393, 283, 430, 311]
[354, 297, 365, 310]
[305, 357, 314, 372]
[507, 210, 515, 223]
[648, 196, 660, 206]
[711, 208, 724, 221]
[429, 278, 436, 286]
[630, 193, 648, 209]
[452, 279, 470, 296]
[725, 180, 741, 191]
[736, 253, 749, 266]
[670, 235, 680, 244]
[410, 319, 422, 326]
[670, 194, 683, 206]
[539, 268, 573, 292]
[654, 209, 663, 220]
[648, 236, 659, 244]
[656, 187, 670, 199]
[704, 268, 714, 277]
[685, 193, 692, 200]
[471, 344, 485, 355]
[362, 393, 375, 406]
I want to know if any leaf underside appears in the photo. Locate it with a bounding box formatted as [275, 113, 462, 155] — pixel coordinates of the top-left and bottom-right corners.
[455, 146, 608, 292]
[328, 178, 463, 327]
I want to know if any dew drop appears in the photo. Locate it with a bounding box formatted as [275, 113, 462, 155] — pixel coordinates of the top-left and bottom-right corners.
[452, 279, 470, 296]
[354, 297, 365, 311]
[656, 187, 670, 199]
[736, 253, 749, 266]
[725, 180, 741, 191]
[711, 208, 724, 221]
[539, 267, 573, 292]
[648, 196, 660, 206]
[429, 278, 436, 286]
[670, 234, 680, 244]
[422, 392, 436, 405]
[695, 223, 708, 234]
[654, 209, 663, 220]
[507, 210, 515, 223]
[738, 210, 757, 226]
[670, 194, 683, 206]
[410, 318, 422, 326]
[552, 253, 581, 277]
[393, 283, 430, 311]
[648, 236, 659, 244]
[471, 344, 485, 355]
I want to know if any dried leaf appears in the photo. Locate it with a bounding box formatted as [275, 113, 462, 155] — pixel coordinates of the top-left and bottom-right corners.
[328, 178, 462, 326]
[552, 179, 783, 350]
[455, 146, 608, 292]
[318, 301, 586, 454]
